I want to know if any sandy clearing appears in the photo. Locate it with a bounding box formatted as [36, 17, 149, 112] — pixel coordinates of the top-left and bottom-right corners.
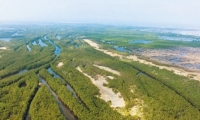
[129, 105, 143, 119]
[130, 106, 139, 116]
[57, 62, 63, 67]
[94, 64, 121, 76]
[84, 39, 99, 48]
[0, 47, 7, 50]
[107, 76, 114, 79]
[76, 66, 125, 108]
[84, 39, 200, 81]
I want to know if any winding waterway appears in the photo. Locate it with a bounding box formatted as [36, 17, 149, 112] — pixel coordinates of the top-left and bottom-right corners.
[24, 34, 81, 119]
[56, 34, 61, 40]
[44, 35, 61, 57]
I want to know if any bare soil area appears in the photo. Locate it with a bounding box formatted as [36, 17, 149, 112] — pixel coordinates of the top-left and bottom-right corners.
[93, 64, 121, 76]
[57, 62, 63, 67]
[76, 66, 125, 108]
[132, 47, 200, 72]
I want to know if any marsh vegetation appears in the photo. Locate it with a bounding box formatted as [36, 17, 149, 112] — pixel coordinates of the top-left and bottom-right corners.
[0, 24, 200, 120]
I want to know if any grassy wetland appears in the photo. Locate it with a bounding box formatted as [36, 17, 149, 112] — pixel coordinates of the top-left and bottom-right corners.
[0, 24, 200, 120]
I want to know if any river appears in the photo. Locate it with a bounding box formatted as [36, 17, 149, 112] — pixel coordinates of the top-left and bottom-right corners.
[44, 35, 61, 57]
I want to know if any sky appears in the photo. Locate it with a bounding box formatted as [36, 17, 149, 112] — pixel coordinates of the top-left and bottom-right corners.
[0, 0, 200, 28]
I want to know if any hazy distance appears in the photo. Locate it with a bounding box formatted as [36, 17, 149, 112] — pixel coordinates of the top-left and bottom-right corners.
[1, 0, 200, 28]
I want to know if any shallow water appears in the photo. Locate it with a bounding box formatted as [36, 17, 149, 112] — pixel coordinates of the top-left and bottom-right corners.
[38, 39, 48, 47]
[44, 35, 48, 40]
[56, 34, 61, 40]
[26, 45, 31, 52]
[128, 40, 152, 44]
[74, 44, 79, 49]
[113, 46, 127, 52]
[32, 41, 37, 45]
[159, 36, 196, 41]
[17, 69, 28, 75]
[43, 35, 61, 57]
[0, 38, 11, 42]
[107, 41, 116, 44]
[47, 68, 79, 99]
[195, 64, 200, 69]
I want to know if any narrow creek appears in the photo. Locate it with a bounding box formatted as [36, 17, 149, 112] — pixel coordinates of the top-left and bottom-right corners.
[25, 88, 38, 120]
[44, 35, 61, 57]
[17, 69, 28, 75]
[46, 67, 89, 108]
[47, 68, 79, 99]
[24, 35, 87, 119]
[24, 35, 70, 119]
[26, 45, 31, 52]
[37, 74, 77, 120]
[25, 110, 30, 120]
[44, 35, 89, 108]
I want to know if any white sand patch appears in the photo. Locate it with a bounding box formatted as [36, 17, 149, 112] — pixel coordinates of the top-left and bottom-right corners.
[0, 47, 7, 50]
[84, 39, 99, 48]
[130, 89, 134, 93]
[76, 66, 125, 108]
[57, 62, 63, 67]
[130, 106, 139, 116]
[94, 64, 121, 76]
[84, 39, 200, 81]
[129, 98, 144, 118]
[107, 76, 114, 79]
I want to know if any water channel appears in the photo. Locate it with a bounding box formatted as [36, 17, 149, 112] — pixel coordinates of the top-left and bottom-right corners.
[0, 38, 11, 42]
[113, 46, 127, 52]
[25, 35, 80, 119]
[158, 36, 196, 41]
[44, 35, 61, 57]
[56, 34, 61, 40]
[37, 74, 77, 120]
[32, 41, 37, 45]
[26, 45, 31, 52]
[128, 40, 152, 44]
[47, 68, 80, 100]
[17, 69, 28, 75]
[74, 44, 79, 49]
[38, 39, 48, 47]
